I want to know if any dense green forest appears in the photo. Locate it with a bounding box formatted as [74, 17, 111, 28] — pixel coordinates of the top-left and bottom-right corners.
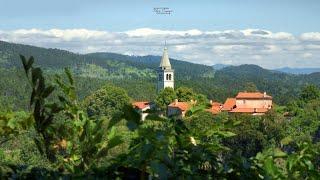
[1, 41, 320, 178]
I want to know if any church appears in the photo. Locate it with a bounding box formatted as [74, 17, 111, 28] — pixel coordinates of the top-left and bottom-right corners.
[157, 46, 174, 92]
[133, 45, 175, 120]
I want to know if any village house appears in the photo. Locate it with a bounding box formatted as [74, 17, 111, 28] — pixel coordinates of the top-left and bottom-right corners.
[132, 101, 153, 121]
[207, 100, 223, 115]
[167, 99, 193, 118]
[222, 92, 273, 115]
[221, 98, 236, 111]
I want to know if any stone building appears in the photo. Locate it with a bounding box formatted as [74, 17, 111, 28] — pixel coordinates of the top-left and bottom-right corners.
[222, 92, 273, 115]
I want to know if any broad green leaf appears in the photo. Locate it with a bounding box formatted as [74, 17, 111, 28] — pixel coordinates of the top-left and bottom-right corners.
[107, 135, 123, 150]
[273, 148, 287, 158]
[42, 86, 55, 98]
[304, 160, 314, 170]
[280, 136, 293, 146]
[65, 68, 74, 85]
[7, 118, 17, 129]
[264, 157, 278, 177]
[27, 56, 34, 70]
[216, 131, 236, 137]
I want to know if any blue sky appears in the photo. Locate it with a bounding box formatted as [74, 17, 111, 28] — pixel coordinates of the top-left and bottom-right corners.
[0, 0, 320, 68]
[1, 0, 319, 33]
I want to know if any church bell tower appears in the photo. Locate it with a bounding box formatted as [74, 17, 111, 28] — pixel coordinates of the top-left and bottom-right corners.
[157, 46, 174, 92]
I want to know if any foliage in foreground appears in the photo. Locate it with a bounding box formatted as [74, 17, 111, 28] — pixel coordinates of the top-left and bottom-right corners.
[0, 55, 320, 178]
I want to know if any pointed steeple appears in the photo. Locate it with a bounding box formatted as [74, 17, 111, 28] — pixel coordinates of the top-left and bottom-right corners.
[157, 43, 174, 92]
[159, 45, 171, 69]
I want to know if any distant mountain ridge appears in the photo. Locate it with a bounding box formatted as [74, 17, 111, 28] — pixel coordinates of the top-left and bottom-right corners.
[212, 64, 230, 70]
[274, 67, 320, 74]
[212, 63, 320, 75]
[86, 52, 215, 78]
[0, 41, 214, 79]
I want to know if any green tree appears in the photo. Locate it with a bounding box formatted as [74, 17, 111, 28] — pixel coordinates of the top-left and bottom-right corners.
[155, 87, 177, 111]
[243, 82, 258, 92]
[0, 111, 32, 144]
[20, 55, 63, 162]
[300, 84, 320, 102]
[124, 115, 236, 179]
[252, 142, 320, 179]
[83, 85, 131, 118]
[175, 87, 195, 102]
[12, 55, 126, 175]
[194, 93, 208, 105]
[223, 115, 267, 158]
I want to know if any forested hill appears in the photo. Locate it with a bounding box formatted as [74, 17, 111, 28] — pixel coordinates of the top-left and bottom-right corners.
[87, 52, 215, 79]
[0, 40, 214, 79]
[214, 65, 320, 103]
[1, 40, 320, 110]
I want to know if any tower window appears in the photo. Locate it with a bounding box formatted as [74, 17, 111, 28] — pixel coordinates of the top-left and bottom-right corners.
[166, 74, 169, 80]
[169, 74, 172, 80]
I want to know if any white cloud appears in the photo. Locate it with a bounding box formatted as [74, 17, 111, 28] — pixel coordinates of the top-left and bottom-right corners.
[301, 32, 320, 41]
[0, 28, 320, 68]
[222, 59, 234, 65]
[252, 55, 262, 60]
[301, 52, 313, 58]
[306, 44, 320, 50]
[174, 45, 191, 52]
[263, 45, 281, 53]
[125, 28, 202, 37]
[212, 45, 251, 54]
[241, 29, 294, 40]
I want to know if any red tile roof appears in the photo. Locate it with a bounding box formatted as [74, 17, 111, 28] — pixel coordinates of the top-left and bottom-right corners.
[236, 92, 272, 99]
[168, 102, 190, 111]
[211, 102, 222, 107]
[132, 101, 150, 109]
[222, 98, 236, 111]
[208, 102, 223, 114]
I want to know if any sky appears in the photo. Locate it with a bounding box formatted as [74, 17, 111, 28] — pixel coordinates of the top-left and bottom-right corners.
[0, 0, 320, 68]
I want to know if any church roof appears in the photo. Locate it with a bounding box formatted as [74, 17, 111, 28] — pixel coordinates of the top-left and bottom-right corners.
[159, 47, 172, 69]
[132, 101, 150, 110]
[236, 92, 272, 99]
[221, 98, 236, 111]
[168, 101, 190, 111]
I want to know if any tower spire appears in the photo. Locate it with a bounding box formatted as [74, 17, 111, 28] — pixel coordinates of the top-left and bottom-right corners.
[157, 44, 174, 92]
[159, 43, 171, 69]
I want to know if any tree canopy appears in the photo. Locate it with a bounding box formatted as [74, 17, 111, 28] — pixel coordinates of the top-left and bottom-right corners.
[83, 85, 131, 118]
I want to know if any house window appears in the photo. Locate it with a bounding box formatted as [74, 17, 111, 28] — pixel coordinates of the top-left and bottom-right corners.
[243, 100, 246, 104]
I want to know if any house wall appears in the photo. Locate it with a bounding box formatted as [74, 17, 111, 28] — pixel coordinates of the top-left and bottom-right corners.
[141, 113, 149, 121]
[135, 106, 151, 121]
[167, 107, 183, 117]
[236, 99, 272, 108]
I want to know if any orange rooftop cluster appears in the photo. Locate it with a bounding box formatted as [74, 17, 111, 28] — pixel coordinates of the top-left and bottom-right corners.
[208, 91, 273, 115]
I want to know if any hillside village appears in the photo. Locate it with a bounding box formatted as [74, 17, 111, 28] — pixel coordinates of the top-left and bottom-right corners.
[2, 0, 320, 178]
[133, 47, 273, 120]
